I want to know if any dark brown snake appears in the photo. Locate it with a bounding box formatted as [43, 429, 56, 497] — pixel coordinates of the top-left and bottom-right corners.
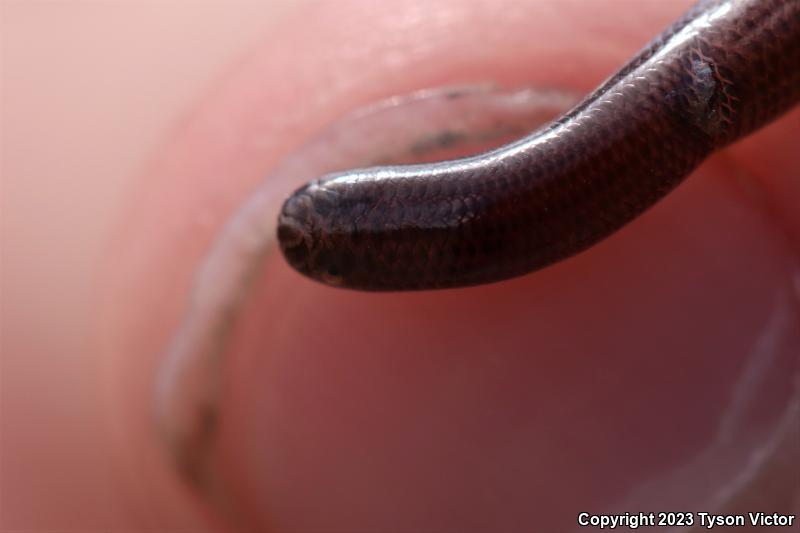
[277, 0, 800, 291]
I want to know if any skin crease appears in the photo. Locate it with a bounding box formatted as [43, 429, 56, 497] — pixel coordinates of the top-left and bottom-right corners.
[105, 0, 799, 529]
[4, 0, 798, 530]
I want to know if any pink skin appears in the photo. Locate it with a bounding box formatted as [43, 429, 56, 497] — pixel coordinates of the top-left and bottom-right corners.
[7, 0, 797, 530]
[113, 0, 800, 528]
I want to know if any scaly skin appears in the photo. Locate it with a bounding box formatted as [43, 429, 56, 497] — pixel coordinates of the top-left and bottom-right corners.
[278, 0, 800, 291]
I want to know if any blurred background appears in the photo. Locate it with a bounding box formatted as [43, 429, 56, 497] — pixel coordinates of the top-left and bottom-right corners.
[2, 0, 798, 530]
[2, 1, 292, 527]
